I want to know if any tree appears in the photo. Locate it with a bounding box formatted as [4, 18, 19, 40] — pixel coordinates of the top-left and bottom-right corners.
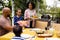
[14, 0, 45, 15]
[2, 0, 12, 9]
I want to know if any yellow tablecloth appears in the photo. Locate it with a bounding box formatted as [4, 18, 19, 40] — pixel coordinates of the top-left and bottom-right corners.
[0, 28, 59, 40]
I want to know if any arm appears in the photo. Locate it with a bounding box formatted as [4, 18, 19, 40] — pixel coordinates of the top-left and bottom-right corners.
[14, 16, 18, 25]
[24, 10, 31, 20]
[0, 20, 13, 31]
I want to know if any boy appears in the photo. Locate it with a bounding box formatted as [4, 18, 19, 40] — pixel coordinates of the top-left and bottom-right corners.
[11, 25, 25, 40]
[14, 9, 23, 25]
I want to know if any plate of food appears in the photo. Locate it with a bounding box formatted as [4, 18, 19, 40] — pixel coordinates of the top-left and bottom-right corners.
[31, 28, 45, 34]
[37, 30, 53, 37]
[21, 34, 35, 39]
[37, 34, 53, 37]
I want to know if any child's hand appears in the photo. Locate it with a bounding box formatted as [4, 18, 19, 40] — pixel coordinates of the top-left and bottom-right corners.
[17, 21, 28, 27]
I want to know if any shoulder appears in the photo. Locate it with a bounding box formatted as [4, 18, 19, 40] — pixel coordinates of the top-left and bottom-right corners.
[0, 16, 5, 22]
[14, 16, 16, 17]
[20, 16, 23, 18]
[25, 9, 29, 12]
[21, 16, 23, 17]
[0, 16, 6, 25]
[24, 9, 30, 14]
[14, 16, 17, 18]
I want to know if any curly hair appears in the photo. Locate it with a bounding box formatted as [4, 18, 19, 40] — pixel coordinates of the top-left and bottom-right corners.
[27, 1, 35, 9]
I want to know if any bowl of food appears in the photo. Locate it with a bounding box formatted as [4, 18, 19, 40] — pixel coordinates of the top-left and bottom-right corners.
[32, 16, 38, 18]
[37, 34, 53, 38]
[36, 30, 45, 34]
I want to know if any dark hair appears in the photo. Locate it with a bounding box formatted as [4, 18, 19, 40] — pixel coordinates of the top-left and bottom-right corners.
[15, 8, 22, 15]
[15, 9, 21, 12]
[27, 1, 35, 9]
[13, 25, 22, 37]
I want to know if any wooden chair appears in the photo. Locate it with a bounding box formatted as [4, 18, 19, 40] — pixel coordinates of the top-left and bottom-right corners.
[52, 23, 60, 31]
[35, 20, 48, 29]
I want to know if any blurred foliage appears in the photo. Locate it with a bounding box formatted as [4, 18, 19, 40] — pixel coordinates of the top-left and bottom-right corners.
[45, 7, 60, 18]
[14, 0, 27, 14]
[0, 0, 12, 15]
[55, 8, 60, 18]
[14, 0, 37, 15]
[8, 0, 12, 9]
[14, 0, 46, 15]
[0, 0, 12, 9]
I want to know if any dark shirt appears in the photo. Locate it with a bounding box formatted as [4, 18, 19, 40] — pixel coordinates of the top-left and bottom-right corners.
[14, 16, 23, 25]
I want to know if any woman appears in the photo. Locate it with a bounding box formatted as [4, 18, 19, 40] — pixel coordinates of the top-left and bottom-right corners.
[24, 2, 36, 28]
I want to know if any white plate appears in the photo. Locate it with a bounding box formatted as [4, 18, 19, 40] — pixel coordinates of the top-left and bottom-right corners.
[21, 34, 34, 39]
[30, 28, 41, 31]
[37, 34, 53, 37]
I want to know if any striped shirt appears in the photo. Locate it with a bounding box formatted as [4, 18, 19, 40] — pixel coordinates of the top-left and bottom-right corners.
[11, 37, 25, 40]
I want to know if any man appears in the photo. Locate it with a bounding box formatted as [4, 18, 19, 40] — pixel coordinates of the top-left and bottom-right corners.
[0, 7, 13, 36]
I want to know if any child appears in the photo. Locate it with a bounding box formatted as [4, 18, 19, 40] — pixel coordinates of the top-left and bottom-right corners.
[14, 9, 24, 25]
[11, 25, 25, 40]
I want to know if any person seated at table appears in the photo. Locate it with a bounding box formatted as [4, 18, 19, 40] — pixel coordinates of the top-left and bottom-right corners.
[24, 1, 36, 28]
[14, 9, 24, 25]
[0, 7, 13, 36]
[12, 25, 25, 40]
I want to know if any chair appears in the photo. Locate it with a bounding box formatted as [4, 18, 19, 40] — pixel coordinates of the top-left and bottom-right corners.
[35, 20, 48, 29]
[52, 23, 60, 31]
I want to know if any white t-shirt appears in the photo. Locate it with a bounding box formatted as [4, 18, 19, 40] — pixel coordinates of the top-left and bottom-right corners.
[24, 9, 36, 19]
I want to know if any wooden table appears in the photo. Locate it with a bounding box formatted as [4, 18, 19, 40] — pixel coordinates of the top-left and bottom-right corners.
[0, 28, 60, 40]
